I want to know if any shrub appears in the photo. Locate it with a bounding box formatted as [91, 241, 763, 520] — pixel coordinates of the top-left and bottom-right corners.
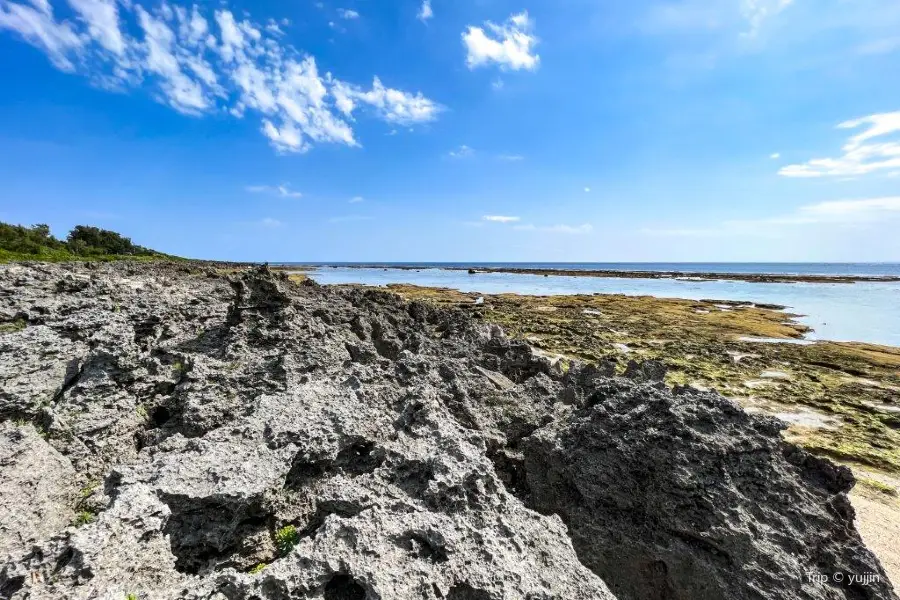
[275, 525, 300, 556]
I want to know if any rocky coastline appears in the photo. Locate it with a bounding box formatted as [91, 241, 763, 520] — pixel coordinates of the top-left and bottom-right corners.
[1, 262, 897, 600]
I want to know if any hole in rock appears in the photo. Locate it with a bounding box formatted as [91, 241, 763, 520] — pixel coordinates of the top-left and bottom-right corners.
[161, 494, 273, 575]
[150, 406, 172, 428]
[299, 501, 366, 538]
[446, 583, 492, 600]
[334, 441, 382, 475]
[323, 573, 367, 600]
[397, 531, 449, 563]
[284, 440, 382, 490]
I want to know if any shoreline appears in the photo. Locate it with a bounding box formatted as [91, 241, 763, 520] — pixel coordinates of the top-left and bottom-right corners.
[279, 264, 900, 284]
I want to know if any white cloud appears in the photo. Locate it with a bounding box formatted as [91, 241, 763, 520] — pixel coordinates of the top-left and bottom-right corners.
[780, 112, 900, 177]
[0, 1, 441, 153]
[259, 217, 284, 228]
[491, 78, 504, 90]
[69, 0, 125, 55]
[463, 11, 539, 71]
[332, 76, 442, 126]
[350, 196, 364, 203]
[338, 8, 359, 20]
[497, 154, 524, 161]
[246, 184, 303, 198]
[514, 223, 594, 234]
[448, 145, 474, 158]
[417, 0, 433, 22]
[329, 215, 373, 223]
[483, 215, 520, 223]
[0, 0, 83, 71]
[770, 152, 781, 159]
[740, 0, 793, 37]
[643, 197, 900, 237]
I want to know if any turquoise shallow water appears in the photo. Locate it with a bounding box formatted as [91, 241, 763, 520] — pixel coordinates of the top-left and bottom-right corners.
[304, 267, 900, 347]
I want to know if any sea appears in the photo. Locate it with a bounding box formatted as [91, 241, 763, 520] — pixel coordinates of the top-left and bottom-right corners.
[288, 263, 900, 348]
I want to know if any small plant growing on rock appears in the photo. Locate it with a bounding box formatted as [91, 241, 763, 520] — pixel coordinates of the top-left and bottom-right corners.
[125, 594, 138, 600]
[249, 562, 267, 574]
[275, 525, 300, 556]
[136, 404, 148, 419]
[0, 318, 26, 334]
[79, 481, 100, 499]
[73, 511, 95, 527]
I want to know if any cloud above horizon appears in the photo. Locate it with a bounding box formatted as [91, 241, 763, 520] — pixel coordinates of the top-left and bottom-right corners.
[643, 196, 900, 237]
[0, 0, 441, 153]
[463, 11, 539, 71]
[780, 111, 900, 177]
[483, 215, 520, 223]
[246, 184, 303, 198]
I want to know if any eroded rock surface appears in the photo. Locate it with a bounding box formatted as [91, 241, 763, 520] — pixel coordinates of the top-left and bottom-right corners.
[0, 263, 894, 600]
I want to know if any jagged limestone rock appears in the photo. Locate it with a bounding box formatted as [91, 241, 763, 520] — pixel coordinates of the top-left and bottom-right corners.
[0, 263, 894, 600]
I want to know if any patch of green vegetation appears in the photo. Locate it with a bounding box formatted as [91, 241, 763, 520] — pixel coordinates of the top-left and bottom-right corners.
[0, 221, 181, 263]
[172, 362, 187, 376]
[857, 477, 898, 498]
[136, 404, 148, 419]
[249, 562, 268, 574]
[73, 510, 96, 527]
[275, 525, 300, 557]
[79, 480, 101, 499]
[0, 319, 27, 334]
[126, 593, 139, 600]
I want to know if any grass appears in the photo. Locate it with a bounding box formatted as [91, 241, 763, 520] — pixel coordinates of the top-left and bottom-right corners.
[249, 562, 268, 574]
[126, 594, 139, 600]
[73, 510, 96, 527]
[275, 525, 300, 557]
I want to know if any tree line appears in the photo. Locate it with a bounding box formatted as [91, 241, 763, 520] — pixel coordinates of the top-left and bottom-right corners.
[0, 222, 166, 260]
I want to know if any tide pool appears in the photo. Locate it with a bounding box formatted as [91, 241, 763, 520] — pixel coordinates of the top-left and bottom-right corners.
[305, 267, 900, 347]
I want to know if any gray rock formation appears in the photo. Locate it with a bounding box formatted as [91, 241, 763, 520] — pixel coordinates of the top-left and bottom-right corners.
[0, 262, 894, 600]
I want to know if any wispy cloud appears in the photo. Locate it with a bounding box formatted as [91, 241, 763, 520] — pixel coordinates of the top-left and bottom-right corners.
[483, 215, 520, 223]
[328, 215, 373, 223]
[338, 9, 359, 20]
[780, 112, 900, 177]
[0, 1, 440, 153]
[740, 0, 793, 38]
[349, 196, 364, 203]
[857, 37, 900, 56]
[643, 197, 900, 237]
[448, 145, 475, 158]
[463, 11, 539, 71]
[331, 76, 443, 126]
[770, 152, 781, 159]
[497, 153, 524, 161]
[641, 0, 793, 37]
[514, 223, 594, 234]
[246, 184, 303, 198]
[259, 217, 283, 228]
[417, 0, 433, 22]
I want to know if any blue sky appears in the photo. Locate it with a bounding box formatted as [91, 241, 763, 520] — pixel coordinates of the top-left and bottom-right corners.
[1, 0, 900, 261]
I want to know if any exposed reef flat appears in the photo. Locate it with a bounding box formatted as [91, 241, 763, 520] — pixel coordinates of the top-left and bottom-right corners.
[0, 263, 897, 600]
[286, 264, 900, 284]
